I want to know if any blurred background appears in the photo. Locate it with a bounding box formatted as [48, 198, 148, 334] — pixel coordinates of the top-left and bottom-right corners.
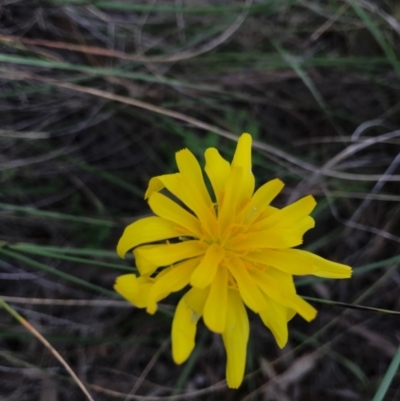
[1, 1, 400, 400]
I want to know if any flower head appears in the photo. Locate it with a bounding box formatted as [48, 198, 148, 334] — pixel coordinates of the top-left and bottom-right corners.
[115, 133, 352, 388]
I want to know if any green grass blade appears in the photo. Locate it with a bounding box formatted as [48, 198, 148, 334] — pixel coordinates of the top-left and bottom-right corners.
[0, 248, 117, 297]
[0, 54, 218, 92]
[12, 246, 135, 272]
[349, 0, 400, 74]
[372, 345, 400, 401]
[0, 241, 118, 258]
[271, 40, 328, 112]
[69, 159, 143, 197]
[0, 202, 116, 227]
[302, 296, 400, 316]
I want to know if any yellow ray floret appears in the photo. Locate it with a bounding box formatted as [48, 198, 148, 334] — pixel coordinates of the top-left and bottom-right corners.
[114, 133, 352, 389]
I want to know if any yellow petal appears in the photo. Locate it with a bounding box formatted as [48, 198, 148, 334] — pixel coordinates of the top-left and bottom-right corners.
[176, 148, 213, 207]
[227, 257, 268, 313]
[145, 172, 217, 239]
[287, 295, 316, 322]
[134, 246, 159, 276]
[237, 178, 284, 224]
[260, 205, 279, 219]
[231, 133, 255, 204]
[114, 274, 154, 309]
[259, 297, 289, 349]
[222, 288, 249, 389]
[117, 217, 183, 258]
[217, 166, 244, 235]
[251, 268, 317, 322]
[172, 291, 201, 364]
[203, 265, 228, 333]
[134, 240, 205, 273]
[146, 258, 200, 314]
[146, 173, 181, 202]
[148, 192, 202, 238]
[228, 227, 305, 250]
[255, 195, 316, 230]
[244, 249, 316, 275]
[204, 148, 230, 204]
[301, 250, 352, 278]
[184, 287, 209, 316]
[265, 268, 296, 293]
[245, 248, 351, 278]
[287, 308, 296, 322]
[294, 215, 315, 233]
[145, 174, 169, 198]
[232, 133, 252, 169]
[190, 244, 225, 288]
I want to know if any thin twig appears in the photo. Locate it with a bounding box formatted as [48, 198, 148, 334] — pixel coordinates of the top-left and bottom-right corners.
[0, 297, 96, 401]
[126, 340, 170, 398]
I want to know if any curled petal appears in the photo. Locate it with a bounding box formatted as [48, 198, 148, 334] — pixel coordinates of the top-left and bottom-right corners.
[114, 274, 154, 309]
[145, 174, 171, 198]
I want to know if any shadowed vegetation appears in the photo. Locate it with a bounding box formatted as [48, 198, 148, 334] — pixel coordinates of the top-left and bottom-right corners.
[0, 1, 400, 400]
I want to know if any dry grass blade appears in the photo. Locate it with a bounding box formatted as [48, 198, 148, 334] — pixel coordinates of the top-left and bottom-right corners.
[337, 317, 397, 357]
[3, 68, 400, 183]
[291, 129, 400, 200]
[0, 129, 49, 139]
[0, 68, 314, 173]
[2, 1, 400, 398]
[0, 297, 95, 401]
[90, 381, 227, 400]
[0, 296, 131, 307]
[310, 3, 350, 41]
[126, 340, 170, 397]
[243, 352, 321, 401]
[344, 0, 400, 36]
[0, 0, 252, 64]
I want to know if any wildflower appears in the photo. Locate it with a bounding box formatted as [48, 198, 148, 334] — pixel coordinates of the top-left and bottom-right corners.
[115, 133, 352, 388]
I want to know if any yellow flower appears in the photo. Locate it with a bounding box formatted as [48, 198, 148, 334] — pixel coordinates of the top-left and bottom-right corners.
[115, 133, 352, 389]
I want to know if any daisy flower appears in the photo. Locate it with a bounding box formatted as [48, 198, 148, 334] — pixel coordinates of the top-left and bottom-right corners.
[115, 133, 352, 388]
